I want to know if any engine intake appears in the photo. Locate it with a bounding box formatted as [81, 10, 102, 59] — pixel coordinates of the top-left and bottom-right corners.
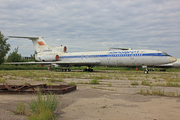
[52, 46, 67, 53]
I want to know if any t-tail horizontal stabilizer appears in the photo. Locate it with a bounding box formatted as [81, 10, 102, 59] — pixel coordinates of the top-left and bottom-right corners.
[8, 36, 67, 54]
[8, 36, 44, 40]
[8, 36, 50, 53]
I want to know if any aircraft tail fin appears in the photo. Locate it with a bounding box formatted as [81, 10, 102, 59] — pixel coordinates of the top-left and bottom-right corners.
[8, 36, 52, 53]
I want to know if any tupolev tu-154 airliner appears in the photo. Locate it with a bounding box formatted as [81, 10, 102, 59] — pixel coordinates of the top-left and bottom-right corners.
[7, 36, 177, 74]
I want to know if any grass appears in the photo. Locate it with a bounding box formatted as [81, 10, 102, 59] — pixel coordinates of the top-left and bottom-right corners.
[68, 81, 76, 85]
[108, 83, 112, 87]
[153, 82, 180, 87]
[141, 80, 151, 86]
[28, 89, 59, 120]
[89, 78, 100, 84]
[77, 78, 100, 84]
[46, 82, 53, 85]
[13, 89, 59, 119]
[0, 68, 179, 84]
[138, 89, 180, 97]
[166, 82, 180, 87]
[14, 102, 26, 115]
[131, 81, 139, 85]
[0, 78, 5, 83]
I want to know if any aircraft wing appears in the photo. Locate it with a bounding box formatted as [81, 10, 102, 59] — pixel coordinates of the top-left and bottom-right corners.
[4, 62, 53, 65]
[55, 60, 100, 66]
[4, 60, 101, 66]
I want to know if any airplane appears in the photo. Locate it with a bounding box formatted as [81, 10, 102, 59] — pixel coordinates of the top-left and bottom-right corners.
[6, 36, 177, 74]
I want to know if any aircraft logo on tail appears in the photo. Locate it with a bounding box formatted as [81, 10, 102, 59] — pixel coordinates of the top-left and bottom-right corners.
[38, 41, 45, 46]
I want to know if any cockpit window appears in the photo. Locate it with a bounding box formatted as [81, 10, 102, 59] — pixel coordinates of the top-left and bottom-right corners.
[161, 52, 170, 56]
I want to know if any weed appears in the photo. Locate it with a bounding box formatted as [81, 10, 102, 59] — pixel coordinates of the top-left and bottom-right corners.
[166, 82, 180, 87]
[0, 74, 3, 77]
[152, 77, 156, 79]
[138, 89, 166, 96]
[128, 77, 134, 80]
[141, 80, 151, 86]
[131, 81, 139, 85]
[77, 81, 84, 84]
[139, 89, 144, 94]
[89, 79, 100, 84]
[48, 77, 56, 82]
[146, 89, 150, 94]
[14, 102, 26, 115]
[108, 83, 112, 87]
[28, 89, 59, 120]
[151, 90, 165, 96]
[0, 78, 5, 83]
[154, 83, 166, 86]
[68, 81, 76, 85]
[166, 91, 175, 96]
[56, 79, 64, 82]
[145, 75, 149, 79]
[85, 82, 89, 84]
[46, 82, 53, 85]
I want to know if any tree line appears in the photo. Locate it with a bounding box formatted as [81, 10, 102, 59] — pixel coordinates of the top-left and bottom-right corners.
[0, 31, 35, 65]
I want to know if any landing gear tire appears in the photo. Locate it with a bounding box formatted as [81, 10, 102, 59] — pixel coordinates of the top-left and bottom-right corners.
[144, 70, 148, 74]
[62, 69, 71, 72]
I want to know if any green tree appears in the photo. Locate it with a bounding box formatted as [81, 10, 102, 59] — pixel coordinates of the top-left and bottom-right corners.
[7, 47, 22, 62]
[30, 51, 37, 61]
[0, 31, 10, 64]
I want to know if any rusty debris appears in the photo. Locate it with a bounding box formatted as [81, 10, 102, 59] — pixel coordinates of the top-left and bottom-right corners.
[0, 84, 76, 94]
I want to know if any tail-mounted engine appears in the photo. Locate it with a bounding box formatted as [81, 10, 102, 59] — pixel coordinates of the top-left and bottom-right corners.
[52, 46, 67, 53]
[41, 55, 59, 62]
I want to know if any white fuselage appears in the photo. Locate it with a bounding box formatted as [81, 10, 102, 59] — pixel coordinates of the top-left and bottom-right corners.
[36, 49, 175, 67]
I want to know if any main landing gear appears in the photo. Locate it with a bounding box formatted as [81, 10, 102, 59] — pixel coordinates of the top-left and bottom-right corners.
[61, 67, 71, 72]
[62, 69, 71, 72]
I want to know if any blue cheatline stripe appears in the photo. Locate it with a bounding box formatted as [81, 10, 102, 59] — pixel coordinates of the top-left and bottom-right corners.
[59, 53, 169, 59]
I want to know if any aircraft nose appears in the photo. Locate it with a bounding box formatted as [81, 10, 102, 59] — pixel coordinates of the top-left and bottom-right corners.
[170, 56, 177, 63]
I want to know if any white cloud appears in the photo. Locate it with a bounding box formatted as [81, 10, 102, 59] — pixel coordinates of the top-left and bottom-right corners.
[1, 0, 180, 58]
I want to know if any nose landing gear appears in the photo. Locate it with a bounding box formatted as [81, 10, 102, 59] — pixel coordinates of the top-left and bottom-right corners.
[143, 65, 149, 74]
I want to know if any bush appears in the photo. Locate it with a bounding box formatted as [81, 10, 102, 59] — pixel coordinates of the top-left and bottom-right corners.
[28, 89, 59, 120]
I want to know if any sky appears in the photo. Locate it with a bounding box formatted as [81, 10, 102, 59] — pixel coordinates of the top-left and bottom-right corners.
[1, 0, 180, 58]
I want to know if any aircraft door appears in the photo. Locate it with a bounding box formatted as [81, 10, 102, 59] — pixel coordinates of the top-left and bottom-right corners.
[81, 54, 85, 60]
[130, 53, 134, 60]
[81, 54, 88, 60]
[107, 52, 112, 61]
[107, 52, 112, 65]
